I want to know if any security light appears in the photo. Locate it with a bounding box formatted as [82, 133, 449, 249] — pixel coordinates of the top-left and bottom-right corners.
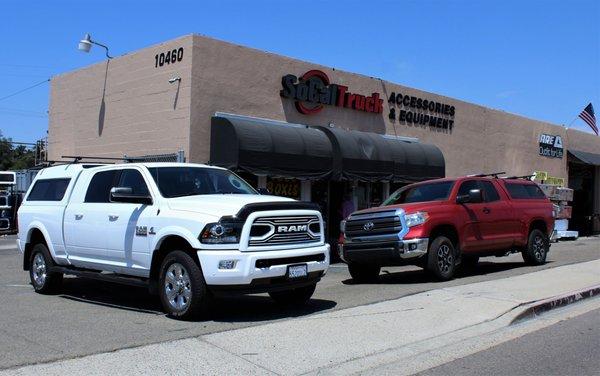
[169, 77, 181, 84]
[77, 33, 112, 59]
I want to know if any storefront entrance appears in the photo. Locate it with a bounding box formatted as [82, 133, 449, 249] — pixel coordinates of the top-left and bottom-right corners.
[568, 151, 599, 236]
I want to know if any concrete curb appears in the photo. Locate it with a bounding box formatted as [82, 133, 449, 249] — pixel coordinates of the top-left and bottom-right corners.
[510, 284, 600, 324]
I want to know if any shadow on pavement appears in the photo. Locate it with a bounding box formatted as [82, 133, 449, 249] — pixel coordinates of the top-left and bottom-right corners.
[58, 277, 336, 322]
[341, 260, 554, 285]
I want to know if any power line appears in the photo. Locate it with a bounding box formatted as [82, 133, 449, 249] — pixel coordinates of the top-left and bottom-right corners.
[0, 79, 50, 102]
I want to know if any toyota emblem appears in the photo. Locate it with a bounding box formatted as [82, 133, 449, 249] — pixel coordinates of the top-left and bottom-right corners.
[363, 221, 375, 231]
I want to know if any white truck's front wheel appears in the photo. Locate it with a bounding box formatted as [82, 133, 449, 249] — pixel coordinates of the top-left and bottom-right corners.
[29, 243, 63, 294]
[158, 251, 210, 320]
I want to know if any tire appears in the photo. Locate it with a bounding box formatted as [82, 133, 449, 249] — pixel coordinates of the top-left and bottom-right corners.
[427, 236, 456, 281]
[461, 255, 479, 270]
[29, 243, 63, 294]
[158, 250, 210, 320]
[269, 283, 316, 306]
[348, 263, 381, 283]
[522, 229, 549, 266]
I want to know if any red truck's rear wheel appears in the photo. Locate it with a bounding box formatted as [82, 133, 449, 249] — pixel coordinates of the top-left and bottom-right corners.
[522, 229, 549, 265]
[427, 236, 456, 281]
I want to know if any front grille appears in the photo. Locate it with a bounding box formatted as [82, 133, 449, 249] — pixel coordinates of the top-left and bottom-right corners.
[345, 212, 402, 238]
[249, 215, 320, 247]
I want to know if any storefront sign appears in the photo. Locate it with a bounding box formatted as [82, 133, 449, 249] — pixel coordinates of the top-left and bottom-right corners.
[387, 92, 455, 131]
[267, 178, 300, 199]
[539, 134, 563, 159]
[280, 70, 383, 115]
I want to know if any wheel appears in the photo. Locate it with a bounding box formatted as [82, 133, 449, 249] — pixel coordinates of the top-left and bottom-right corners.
[427, 236, 456, 281]
[29, 243, 63, 294]
[269, 283, 316, 306]
[461, 255, 479, 270]
[348, 263, 381, 283]
[522, 229, 549, 265]
[158, 251, 210, 320]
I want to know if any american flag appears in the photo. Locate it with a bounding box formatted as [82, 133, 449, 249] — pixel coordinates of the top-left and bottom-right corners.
[579, 103, 598, 135]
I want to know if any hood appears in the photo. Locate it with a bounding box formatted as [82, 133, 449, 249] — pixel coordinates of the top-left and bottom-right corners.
[166, 194, 294, 217]
[353, 201, 446, 216]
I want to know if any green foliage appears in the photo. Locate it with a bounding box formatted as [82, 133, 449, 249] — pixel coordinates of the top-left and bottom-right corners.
[0, 130, 37, 170]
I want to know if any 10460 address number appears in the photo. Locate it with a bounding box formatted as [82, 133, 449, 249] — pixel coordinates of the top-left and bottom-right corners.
[155, 47, 184, 68]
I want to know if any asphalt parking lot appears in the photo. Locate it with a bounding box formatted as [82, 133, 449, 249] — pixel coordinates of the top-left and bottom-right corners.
[0, 235, 598, 369]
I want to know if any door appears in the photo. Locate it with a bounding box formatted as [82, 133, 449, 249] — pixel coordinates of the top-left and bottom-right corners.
[456, 180, 487, 252]
[104, 169, 153, 274]
[477, 180, 516, 249]
[64, 169, 119, 266]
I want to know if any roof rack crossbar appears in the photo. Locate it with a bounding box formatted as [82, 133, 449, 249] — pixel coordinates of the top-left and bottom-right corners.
[467, 171, 506, 178]
[502, 175, 535, 180]
[61, 155, 143, 163]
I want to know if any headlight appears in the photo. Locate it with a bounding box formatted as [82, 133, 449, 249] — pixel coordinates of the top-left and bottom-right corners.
[405, 211, 429, 227]
[200, 219, 243, 244]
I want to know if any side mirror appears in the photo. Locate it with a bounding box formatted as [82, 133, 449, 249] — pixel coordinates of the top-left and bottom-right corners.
[456, 189, 483, 204]
[110, 187, 153, 205]
[257, 188, 271, 195]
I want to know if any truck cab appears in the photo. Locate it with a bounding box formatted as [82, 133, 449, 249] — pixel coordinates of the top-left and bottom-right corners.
[340, 176, 554, 282]
[18, 162, 329, 319]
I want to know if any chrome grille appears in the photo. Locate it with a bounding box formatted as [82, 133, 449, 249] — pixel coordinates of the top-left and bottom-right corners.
[345, 212, 402, 238]
[249, 215, 320, 246]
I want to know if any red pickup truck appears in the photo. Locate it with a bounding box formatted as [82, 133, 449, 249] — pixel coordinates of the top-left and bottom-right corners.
[340, 176, 555, 281]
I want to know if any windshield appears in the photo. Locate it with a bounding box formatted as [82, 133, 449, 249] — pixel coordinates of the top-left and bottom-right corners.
[147, 167, 257, 198]
[383, 181, 455, 205]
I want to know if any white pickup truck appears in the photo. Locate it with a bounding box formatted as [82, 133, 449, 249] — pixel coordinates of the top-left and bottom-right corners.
[17, 162, 329, 319]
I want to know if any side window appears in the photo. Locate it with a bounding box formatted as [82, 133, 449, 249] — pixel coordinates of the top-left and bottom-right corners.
[457, 180, 479, 197]
[505, 183, 547, 199]
[85, 170, 118, 203]
[27, 179, 71, 201]
[479, 181, 500, 202]
[117, 169, 149, 196]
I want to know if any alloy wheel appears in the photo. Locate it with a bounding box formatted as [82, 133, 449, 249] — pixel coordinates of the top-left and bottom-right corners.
[437, 244, 453, 274]
[32, 253, 47, 287]
[533, 235, 546, 260]
[164, 263, 192, 311]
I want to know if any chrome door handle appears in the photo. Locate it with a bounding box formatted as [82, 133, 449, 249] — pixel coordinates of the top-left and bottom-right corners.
[108, 214, 119, 221]
[75, 214, 83, 220]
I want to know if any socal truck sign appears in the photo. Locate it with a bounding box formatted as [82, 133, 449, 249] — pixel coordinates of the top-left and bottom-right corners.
[280, 70, 384, 115]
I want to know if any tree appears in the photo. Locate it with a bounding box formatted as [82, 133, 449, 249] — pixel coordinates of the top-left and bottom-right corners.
[0, 130, 37, 170]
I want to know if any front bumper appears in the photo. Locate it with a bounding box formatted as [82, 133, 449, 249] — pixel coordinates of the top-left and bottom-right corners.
[340, 238, 428, 265]
[197, 244, 330, 289]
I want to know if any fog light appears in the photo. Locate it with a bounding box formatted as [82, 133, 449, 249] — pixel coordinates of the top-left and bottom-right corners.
[409, 243, 418, 251]
[218, 260, 236, 270]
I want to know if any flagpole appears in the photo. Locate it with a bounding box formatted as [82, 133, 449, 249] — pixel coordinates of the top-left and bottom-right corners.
[565, 115, 579, 129]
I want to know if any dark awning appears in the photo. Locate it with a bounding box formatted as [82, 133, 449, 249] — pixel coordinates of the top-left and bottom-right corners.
[568, 149, 600, 166]
[316, 127, 445, 182]
[210, 114, 333, 179]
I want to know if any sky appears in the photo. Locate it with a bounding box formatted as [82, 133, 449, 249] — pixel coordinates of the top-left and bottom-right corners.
[1, 0, 599, 144]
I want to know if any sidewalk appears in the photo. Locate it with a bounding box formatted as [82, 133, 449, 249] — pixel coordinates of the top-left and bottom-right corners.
[4, 259, 600, 376]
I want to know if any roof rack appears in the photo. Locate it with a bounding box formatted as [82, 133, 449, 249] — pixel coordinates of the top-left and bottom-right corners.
[501, 175, 535, 180]
[62, 155, 143, 163]
[466, 171, 506, 178]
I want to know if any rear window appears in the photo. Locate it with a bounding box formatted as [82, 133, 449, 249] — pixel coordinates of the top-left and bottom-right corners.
[27, 178, 71, 201]
[505, 183, 547, 199]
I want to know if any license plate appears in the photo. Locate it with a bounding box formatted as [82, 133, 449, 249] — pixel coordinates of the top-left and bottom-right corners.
[288, 264, 308, 279]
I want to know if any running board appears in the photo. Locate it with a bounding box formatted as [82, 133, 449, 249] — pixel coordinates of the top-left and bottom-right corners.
[50, 266, 149, 288]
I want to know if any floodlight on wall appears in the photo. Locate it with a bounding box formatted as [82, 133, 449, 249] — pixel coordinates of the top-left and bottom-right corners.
[78, 33, 112, 59]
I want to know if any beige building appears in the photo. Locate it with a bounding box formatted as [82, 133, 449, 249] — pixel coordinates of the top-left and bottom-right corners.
[48, 34, 600, 237]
